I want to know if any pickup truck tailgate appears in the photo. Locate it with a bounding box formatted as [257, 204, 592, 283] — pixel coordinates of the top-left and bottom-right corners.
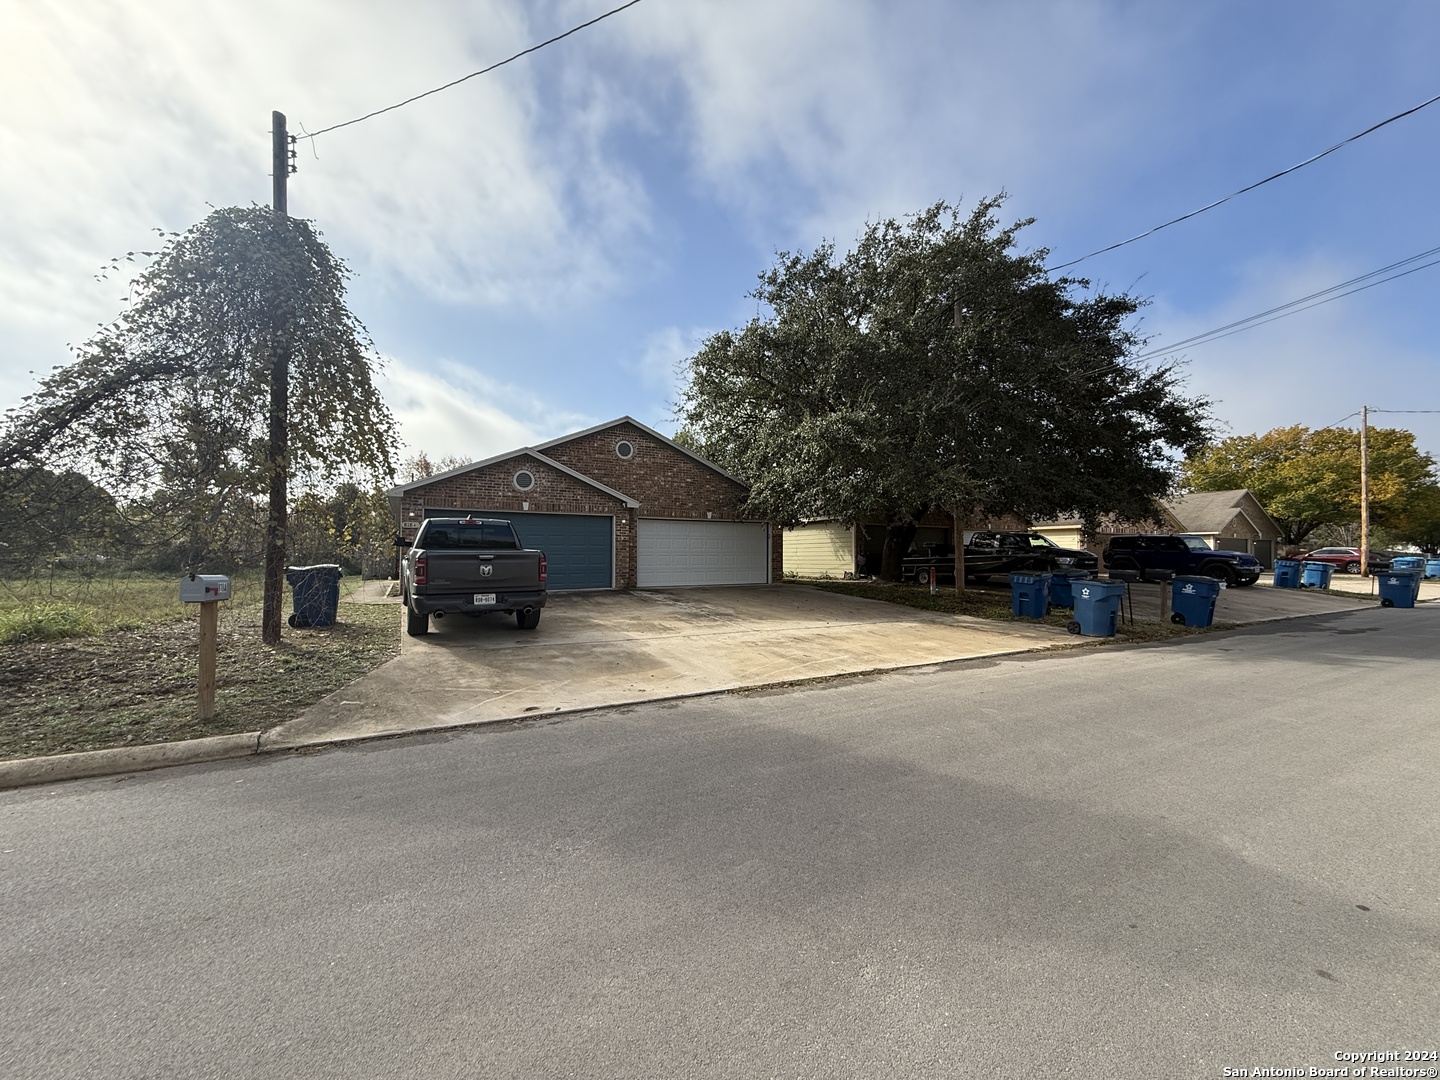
[424, 551, 543, 591]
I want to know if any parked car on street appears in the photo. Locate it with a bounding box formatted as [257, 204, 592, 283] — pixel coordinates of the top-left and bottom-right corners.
[1293, 547, 1392, 574]
[398, 516, 548, 636]
[1103, 533, 1262, 586]
[902, 531, 1098, 585]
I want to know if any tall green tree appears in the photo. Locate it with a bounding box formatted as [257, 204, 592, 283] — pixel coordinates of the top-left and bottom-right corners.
[1181, 425, 1435, 546]
[678, 198, 1211, 578]
[0, 207, 397, 641]
[1387, 483, 1440, 554]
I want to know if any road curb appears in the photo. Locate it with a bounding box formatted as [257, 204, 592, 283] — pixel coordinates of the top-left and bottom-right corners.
[0, 731, 262, 791]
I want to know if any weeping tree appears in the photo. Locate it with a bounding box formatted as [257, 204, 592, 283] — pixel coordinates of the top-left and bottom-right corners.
[678, 197, 1212, 579]
[0, 206, 397, 642]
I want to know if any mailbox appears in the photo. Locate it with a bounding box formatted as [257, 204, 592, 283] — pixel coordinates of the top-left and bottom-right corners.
[179, 574, 232, 603]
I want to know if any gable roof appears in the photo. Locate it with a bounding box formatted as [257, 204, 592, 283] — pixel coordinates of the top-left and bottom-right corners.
[533, 415, 748, 487]
[385, 447, 640, 508]
[1164, 489, 1277, 536]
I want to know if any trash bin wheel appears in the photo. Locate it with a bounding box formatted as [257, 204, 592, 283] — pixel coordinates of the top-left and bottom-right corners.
[1170, 612, 1186, 625]
[1067, 620, 1081, 635]
[1381, 598, 1395, 608]
[288, 612, 310, 628]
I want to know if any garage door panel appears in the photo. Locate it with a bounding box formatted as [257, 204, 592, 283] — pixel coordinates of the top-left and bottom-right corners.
[638, 519, 769, 587]
[425, 509, 612, 590]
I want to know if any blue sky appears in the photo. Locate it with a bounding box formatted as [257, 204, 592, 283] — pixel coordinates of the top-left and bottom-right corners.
[3, 0, 1439, 467]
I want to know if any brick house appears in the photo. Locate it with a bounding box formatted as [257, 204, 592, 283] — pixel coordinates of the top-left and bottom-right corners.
[385, 418, 780, 589]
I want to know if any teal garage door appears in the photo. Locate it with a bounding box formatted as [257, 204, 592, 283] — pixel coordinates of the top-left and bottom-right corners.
[425, 509, 613, 590]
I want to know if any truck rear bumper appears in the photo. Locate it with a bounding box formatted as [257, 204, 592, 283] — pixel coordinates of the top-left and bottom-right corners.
[410, 591, 547, 616]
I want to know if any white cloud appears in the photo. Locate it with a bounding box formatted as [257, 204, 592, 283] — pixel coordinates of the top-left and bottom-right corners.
[598, 0, 1178, 248]
[0, 0, 656, 407]
[378, 356, 596, 463]
[618, 324, 710, 435]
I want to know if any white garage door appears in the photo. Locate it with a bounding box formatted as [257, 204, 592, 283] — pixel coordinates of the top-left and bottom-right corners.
[638, 519, 770, 587]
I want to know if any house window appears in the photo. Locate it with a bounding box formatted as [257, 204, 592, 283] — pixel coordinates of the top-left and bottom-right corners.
[513, 469, 536, 492]
[615, 440, 635, 460]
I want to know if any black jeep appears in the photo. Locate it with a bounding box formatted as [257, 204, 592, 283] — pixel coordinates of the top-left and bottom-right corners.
[1102, 534, 1262, 586]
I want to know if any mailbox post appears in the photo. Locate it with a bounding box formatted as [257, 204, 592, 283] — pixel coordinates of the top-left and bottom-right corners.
[180, 575, 232, 720]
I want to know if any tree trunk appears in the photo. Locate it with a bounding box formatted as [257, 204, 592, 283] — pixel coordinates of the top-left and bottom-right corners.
[879, 521, 919, 581]
[952, 509, 966, 593]
[261, 336, 289, 646]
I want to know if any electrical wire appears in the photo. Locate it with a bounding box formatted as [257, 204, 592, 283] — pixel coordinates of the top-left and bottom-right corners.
[298, 0, 644, 140]
[1046, 90, 1440, 273]
[1134, 247, 1440, 361]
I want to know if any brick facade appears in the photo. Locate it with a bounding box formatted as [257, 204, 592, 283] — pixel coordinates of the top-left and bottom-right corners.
[541, 421, 749, 520]
[392, 420, 781, 588]
[396, 452, 640, 587]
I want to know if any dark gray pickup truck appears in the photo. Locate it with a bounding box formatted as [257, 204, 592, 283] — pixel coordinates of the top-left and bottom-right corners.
[399, 517, 548, 636]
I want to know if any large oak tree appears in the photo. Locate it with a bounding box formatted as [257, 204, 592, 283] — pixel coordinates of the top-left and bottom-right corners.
[678, 198, 1211, 578]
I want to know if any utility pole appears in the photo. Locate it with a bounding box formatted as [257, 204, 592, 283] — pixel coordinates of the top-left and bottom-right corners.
[1359, 404, 1370, 579]
[262, 111, 295, 645]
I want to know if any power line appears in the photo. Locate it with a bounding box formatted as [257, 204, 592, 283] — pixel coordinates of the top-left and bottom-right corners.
[1046, 90, 1440, 273]
[299, 0, 644, 140]
[1148, 244, 1440, 352]
[1134, 246, 1440, 361]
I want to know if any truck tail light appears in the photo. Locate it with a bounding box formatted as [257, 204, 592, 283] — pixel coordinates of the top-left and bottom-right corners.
[538, 554, 547, 585]
[414, 555, 427, 586]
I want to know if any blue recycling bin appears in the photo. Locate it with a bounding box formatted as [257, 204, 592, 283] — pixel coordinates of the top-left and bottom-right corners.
[1272, 559, 1302, 589]
[1425, 558, 1440, 580]
[1009, 572, 1052, 618]
[1048, 570, 1092, 609]
[1377, 569, 1420, 609]
[1299, 561, 1334, 589]
[1391, 556, 1426, 574]
[285, 563, 344, 627]
[1069, 579, 1127, 637]
[1170, 575, 1221, 627]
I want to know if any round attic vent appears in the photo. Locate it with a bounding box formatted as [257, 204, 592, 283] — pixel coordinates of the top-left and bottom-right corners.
[615, 440, 636, 460]
[513, 469, 536, 492]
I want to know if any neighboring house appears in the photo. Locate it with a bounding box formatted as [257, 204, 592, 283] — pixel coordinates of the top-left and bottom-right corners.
[1163, 489, 1283, 568]
[386, 417, 780, 590]
[783, 511, 1028, 578]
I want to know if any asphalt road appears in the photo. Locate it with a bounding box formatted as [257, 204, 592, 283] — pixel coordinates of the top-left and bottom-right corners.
[3, 606, 1437, 1079]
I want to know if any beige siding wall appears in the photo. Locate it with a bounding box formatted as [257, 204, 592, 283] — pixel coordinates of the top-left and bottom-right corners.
[784, 522, 853, 578]
[1032, 525, 1085, 549]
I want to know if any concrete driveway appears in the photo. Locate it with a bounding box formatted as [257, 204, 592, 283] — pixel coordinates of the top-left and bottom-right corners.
[263, 586, 1069, 750]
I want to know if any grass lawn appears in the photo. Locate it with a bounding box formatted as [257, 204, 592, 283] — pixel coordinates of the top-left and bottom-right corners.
[804, 579, 1231, 644]
[0, 580, 400, 760]
[0, 569, 256, 641]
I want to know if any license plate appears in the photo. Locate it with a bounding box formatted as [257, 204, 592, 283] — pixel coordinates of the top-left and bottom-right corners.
[473, 593, 497, 605]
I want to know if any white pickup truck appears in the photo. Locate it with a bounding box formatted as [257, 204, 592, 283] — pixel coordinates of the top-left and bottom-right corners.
[398, 517, 548, 636]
